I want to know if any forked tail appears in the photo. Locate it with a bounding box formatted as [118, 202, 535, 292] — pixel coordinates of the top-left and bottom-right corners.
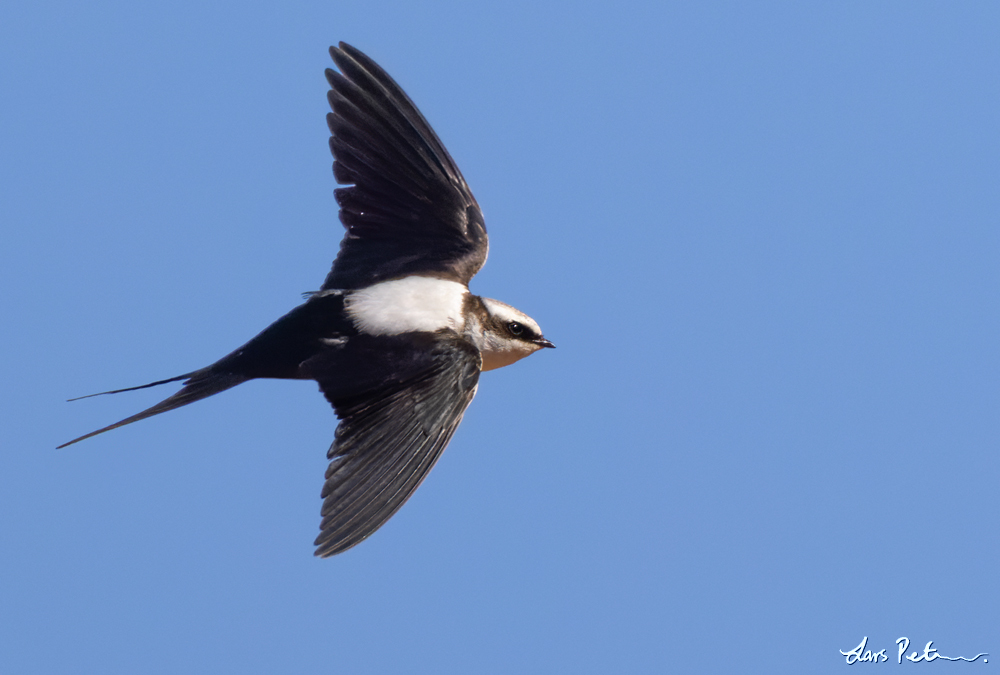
[58, 369, 249, 448]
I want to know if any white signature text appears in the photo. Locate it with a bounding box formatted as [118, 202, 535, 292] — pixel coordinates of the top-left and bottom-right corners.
[840, 637, 987, 665]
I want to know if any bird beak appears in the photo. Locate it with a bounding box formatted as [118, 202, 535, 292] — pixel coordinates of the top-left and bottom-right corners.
[533, 337, 556, 349]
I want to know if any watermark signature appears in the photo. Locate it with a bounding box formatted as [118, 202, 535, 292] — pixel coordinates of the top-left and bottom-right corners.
[840, 637, 988, 665]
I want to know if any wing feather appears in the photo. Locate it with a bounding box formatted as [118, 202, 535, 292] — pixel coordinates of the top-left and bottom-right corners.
[320, 43, 488, 290]
[313, 338, 480, 556]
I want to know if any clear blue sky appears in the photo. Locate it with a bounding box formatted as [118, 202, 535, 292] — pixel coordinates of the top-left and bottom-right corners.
[2, 1, 998, 673]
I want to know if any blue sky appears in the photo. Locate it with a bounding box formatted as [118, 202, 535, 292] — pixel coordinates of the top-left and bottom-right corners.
[2, 1, 998, 673]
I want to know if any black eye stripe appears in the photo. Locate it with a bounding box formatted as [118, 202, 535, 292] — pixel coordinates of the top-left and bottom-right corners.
[507, 321, 525, 336]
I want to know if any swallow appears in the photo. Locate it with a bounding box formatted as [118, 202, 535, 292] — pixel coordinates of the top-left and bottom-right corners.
[60, 42, 554, 557]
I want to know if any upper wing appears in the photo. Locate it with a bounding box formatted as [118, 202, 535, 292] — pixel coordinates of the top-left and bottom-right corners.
[310, 335, 481, 557]
[321, 43, 489, 290]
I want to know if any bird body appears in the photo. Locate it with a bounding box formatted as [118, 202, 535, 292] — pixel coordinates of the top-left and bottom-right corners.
[62, 43, 552, 557]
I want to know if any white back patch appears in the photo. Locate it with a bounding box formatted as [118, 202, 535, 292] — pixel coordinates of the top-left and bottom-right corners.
[346, 276, 468, 336]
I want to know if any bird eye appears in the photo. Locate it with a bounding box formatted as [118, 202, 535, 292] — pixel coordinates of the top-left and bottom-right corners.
[507, 321, 525, 336]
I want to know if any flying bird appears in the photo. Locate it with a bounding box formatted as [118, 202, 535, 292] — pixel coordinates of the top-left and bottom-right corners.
[60, 42, 554, 557]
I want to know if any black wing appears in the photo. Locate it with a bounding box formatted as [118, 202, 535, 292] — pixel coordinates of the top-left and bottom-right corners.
[320, 42, 488, 290]
[309, 334, 481, 557]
